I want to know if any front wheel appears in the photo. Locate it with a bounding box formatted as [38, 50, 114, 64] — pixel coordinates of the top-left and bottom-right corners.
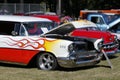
[37, 53, 58, 70]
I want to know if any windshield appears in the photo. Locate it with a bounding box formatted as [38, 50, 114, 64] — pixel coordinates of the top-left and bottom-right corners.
[23, 22, 55, 36]
[105, 14, 120, 24]
[77, 27, 100, 31]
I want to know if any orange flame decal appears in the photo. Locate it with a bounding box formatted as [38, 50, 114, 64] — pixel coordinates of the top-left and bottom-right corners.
[3, 37, 46, 50]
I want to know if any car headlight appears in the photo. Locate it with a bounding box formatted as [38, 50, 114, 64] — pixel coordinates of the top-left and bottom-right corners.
[114, 35, 118, 40]
[68, 42, 86, 54]
[97, 42, 103, 51]
[68, 43, 75, 53]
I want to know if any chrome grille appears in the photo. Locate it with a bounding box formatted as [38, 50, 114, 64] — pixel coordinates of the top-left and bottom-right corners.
[103, 41, 119, 50]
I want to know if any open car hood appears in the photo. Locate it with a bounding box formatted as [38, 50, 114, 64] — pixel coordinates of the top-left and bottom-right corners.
[108, 17, 120, 29]
[43, 23, 75, 35]
[43, 20, 97, 35]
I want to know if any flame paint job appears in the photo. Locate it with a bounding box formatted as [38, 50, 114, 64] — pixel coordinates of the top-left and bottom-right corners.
[0, 36, 72, 64]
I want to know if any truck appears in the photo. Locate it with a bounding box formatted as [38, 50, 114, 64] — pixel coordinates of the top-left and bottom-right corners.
[80, 10, 120, 31]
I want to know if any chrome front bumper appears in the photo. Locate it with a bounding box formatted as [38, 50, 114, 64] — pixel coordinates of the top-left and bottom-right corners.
[57, 50, 103, 68]
[104, 48, 118, 55]
[103, 41, 119, 55]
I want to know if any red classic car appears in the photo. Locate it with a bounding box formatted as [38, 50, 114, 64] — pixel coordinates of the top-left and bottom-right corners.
[70, 21, 118, 55]
[24, 11, 61, 25]
[59, 20, 119, 56]
[14, 11, 61, 25]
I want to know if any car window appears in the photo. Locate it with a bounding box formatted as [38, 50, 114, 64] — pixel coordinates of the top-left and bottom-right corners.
[91, 17, 104, 24]
[106, 15, 120, 24]
[78, 27, 100, 31]
[23, 22, 54, 36]
[87, 27, 100, 30]
[0, 21, 19, 35]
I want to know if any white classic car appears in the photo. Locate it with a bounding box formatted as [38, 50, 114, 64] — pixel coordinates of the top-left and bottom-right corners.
[0, 15, 103, 70]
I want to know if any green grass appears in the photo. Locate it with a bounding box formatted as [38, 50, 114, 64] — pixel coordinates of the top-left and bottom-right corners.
[0, 53, 120, 80]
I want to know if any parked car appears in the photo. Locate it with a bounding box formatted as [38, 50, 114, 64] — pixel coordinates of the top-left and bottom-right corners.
[0, 15, 103, 70]
[49, 20, 118, 56]
[32, 14, 60, 25]
[24, 11, 60, 25]
[79, 10, 120, 31]
[25, 11, 44, 15]
[14, 11, 60, 27]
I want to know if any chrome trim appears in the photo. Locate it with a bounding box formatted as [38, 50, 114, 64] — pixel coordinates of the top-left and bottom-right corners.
[103, 41, 119, 49]
[57, 51, 103, 68]
[105, 48, 118, 55]
[103, 41, 119, 55]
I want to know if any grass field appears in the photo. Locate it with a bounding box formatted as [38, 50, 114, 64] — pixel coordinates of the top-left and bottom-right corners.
[0, 53, 120, 80]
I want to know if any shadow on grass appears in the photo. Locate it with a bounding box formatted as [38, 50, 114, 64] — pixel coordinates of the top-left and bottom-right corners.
[57, 55, 119, 71]
[0, 55, 118, 71]
[0, 62, 113, 71]
[57, 64, 112, 72]
[0, 62, 30, 69]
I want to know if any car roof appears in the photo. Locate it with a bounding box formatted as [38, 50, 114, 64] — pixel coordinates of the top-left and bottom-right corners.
[0, 15, 52, 22]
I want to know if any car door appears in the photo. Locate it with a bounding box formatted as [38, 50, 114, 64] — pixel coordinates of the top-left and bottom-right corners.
[88, 15, 108, 31]
[0, 21, 24, 63]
